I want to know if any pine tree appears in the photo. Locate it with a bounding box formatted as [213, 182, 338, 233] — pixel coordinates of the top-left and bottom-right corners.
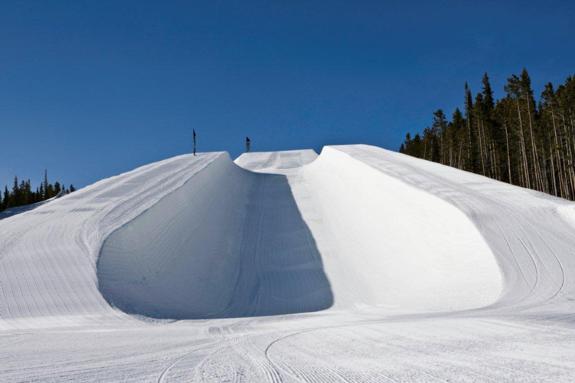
[432, 110, 448, 164]
[3, 186, 9, 209]
[43, 169, 49, 199]
[464, 83, 479, 172]
[482, 73, 495, 111]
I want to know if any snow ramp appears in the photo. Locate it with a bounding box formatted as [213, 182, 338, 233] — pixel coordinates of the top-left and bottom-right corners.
[98, 146, 502, 319]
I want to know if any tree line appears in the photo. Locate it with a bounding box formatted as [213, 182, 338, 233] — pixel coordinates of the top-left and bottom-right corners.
[400, 69, 575, 200]
[0, 170, 75, 212]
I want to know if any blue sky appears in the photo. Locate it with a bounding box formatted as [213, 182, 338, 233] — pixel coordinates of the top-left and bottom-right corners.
[1, 1, 574, 188]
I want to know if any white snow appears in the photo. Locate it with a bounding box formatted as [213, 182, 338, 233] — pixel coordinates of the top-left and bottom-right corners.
[0, 194, 61, 220]
[1, 144, 575, 382]
[235, 149, 318, 171]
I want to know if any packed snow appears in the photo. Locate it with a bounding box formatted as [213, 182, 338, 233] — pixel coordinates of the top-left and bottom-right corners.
[1, 144, 575, 382]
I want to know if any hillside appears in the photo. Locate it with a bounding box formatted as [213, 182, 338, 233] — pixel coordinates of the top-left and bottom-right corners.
[1, 145, 575, 381]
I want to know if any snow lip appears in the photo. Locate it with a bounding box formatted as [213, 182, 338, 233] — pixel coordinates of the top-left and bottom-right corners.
[235, 149, 318, 171]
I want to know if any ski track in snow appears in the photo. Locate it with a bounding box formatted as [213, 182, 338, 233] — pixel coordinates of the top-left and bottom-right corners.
[1, 145, 575, 381]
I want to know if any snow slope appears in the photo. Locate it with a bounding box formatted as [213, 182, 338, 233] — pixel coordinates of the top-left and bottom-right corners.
[1, 144, 575, 382]
[334, 146, 575, 316]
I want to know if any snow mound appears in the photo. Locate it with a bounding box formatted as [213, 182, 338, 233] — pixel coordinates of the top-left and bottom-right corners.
[2, 145, 574, 327]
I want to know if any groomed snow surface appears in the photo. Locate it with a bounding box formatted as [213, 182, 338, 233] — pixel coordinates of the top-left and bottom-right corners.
[1, 145, 575, 382]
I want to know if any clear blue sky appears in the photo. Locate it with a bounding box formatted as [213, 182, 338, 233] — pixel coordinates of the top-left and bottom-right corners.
[1, 1, 573, 188]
